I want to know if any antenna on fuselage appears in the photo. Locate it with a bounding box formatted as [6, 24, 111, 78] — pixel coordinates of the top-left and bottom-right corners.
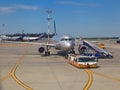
[46, 10, 52, 43]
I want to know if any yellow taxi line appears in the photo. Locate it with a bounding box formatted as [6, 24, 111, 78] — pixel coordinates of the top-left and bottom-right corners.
[0, 54, 25, 81]
[1, 51, 33, 90]
[0, 51, 25, 81]
[83, 69, 93, 90]
[92, 71, 120, 82]
[11, 62, 33, 90]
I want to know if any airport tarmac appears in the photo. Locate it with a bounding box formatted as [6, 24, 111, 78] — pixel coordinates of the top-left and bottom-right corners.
[0, 40, 120, 90]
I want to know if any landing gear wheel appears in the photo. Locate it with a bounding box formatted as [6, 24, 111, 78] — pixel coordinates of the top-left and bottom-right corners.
[68, 50, 75, 54]
[45, 51, 50, 56]
[48, 51, 50, 55]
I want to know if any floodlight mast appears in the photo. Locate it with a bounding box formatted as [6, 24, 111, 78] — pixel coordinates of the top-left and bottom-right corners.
[46, 10, 52, 43]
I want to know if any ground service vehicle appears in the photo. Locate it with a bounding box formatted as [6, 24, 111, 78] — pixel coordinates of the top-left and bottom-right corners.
[67, 54, 98, 68]
[97, 43, 105, 49]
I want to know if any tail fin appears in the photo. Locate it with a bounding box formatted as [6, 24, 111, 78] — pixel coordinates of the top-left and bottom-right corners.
[54, 20, 57, 35]
[39, 34, 45, 39]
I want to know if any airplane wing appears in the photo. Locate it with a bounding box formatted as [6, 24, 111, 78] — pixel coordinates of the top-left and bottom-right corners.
[39, 43, 56, 47]
[4, 41, 56, 47]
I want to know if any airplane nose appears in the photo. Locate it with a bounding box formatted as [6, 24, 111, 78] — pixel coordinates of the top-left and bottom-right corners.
[66, 43, 71, 47]
[66, 42, 74, 50]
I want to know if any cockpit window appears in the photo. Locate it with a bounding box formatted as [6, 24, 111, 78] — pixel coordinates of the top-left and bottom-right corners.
[61, 39, 64, 41]
[65, 39, 67, 41]
[61, 38, 73, 41]
[69, 38, 72, 41]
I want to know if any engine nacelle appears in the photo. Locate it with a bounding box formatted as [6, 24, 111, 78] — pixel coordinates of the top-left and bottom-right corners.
[38, 47, 45, 53]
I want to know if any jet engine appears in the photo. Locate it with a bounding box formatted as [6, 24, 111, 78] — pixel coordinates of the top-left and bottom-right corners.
[38, 47, 45, 53]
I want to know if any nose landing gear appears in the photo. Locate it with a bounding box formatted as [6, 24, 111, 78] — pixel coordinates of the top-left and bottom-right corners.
[65, 49, 75, 59]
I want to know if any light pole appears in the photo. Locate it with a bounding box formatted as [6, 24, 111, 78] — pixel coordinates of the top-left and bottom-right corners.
[46, 10, 52, 43]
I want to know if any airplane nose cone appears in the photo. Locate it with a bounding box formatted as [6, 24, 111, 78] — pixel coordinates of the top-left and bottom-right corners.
[66, 42, 74, 50]
[66, 43, 71, 47]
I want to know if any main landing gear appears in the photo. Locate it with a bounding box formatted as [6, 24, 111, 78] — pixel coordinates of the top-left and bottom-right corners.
[38, 46, 51, 56]
[45, 46, 50, 56]
[45, 51, 50, 56]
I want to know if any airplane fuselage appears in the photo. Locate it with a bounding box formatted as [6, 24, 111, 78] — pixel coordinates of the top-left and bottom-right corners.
[38, 34, 75, 56]
[51, 34, 75, 51]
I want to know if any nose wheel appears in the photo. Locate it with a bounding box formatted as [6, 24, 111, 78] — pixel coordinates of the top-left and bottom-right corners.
[71, 50, 75, 54]
[68, 49, 75, 54]
[64, 50, 75, 59]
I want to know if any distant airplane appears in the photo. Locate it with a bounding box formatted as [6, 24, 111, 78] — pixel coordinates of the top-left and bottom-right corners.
[0, 34, 25, 41]
[21, 20, 57, 41]
[0, 35, 8, 41]
[22, 35, 41, 41]
[0, 29, 56, 42]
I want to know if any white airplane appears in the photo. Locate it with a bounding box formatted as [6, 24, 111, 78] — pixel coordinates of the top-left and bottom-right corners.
[0, 34, 41, 42]
[36, 10, 76, 56]
[11, 34, 75, 57]
[0, 34, 25, 41]
[22, 35, 40, 41]
[38, 34, 75, 56]
[0, 35, 8, 40]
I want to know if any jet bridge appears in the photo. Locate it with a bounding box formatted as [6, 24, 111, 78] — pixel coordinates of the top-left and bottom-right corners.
[78, 40, 113, 58]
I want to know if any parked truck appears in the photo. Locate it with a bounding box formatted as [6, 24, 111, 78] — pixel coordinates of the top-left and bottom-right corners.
[67, 54, 98, 68]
